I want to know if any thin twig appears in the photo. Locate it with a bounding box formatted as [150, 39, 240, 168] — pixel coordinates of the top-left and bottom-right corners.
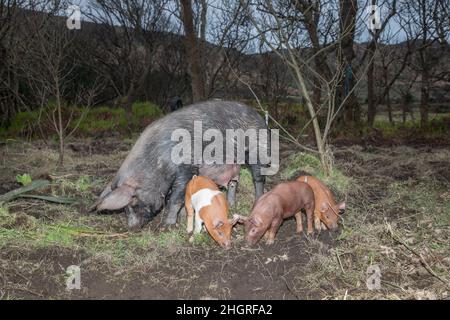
[388, 227, 450, 288]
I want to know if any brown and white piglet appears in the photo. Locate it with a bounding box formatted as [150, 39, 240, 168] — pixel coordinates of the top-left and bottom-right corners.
[185, 175, 238, 249]
[297, 176, 345, 231]
[235, 181, 315, 246]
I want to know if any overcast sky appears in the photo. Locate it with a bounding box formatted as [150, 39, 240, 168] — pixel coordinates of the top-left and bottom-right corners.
[67, 0, 448, 50]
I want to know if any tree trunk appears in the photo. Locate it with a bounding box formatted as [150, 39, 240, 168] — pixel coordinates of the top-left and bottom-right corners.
[180, 0, 206, 102]
[386, 89, 393, 124]
[338, 0, 360, 125]
[367, 42, 376, 127]
[56, 96, 64, 168]
[420, 69, 429, 127]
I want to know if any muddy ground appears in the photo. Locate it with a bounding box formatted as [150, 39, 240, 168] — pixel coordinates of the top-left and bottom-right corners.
[0, 136, 449, 300]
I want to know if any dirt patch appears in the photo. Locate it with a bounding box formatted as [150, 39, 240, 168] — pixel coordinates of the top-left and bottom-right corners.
[0, 180, 21, 195]
[67, 138, 134, 156]
[0, 217, 337, 300]
[428, 161, 450, 183]
[1, 139, 449, 300]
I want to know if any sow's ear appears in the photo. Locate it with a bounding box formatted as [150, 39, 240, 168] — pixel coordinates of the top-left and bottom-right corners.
[337, 202, 346, 214]
[96, 184, 135, 211]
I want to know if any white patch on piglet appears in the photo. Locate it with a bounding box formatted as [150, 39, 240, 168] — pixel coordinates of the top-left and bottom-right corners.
[191, 188, 222, 214]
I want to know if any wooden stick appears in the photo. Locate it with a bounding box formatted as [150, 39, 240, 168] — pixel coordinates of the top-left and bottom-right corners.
[0, 180, 49, 202]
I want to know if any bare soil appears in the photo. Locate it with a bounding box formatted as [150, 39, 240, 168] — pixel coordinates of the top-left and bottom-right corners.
[1, 138, 449, 300]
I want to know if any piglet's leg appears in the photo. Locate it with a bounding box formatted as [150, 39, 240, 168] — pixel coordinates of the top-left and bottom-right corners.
[295, 212, 303, 234]
[266, 230, 276, 245]
[314, 211, 322, 231]
[305, 207, 314, 235]
[185, 197, 194, 234]
[194, 211, 203, 234]
[266, 221, 281, 245]
[226, 180, 238, 207]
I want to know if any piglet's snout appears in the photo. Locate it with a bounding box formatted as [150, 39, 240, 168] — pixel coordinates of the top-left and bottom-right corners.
[223, 240, 231, 250]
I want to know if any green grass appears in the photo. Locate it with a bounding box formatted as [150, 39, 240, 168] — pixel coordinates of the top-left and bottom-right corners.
[131, 101, 163, 128]
[234, 168, 255, 216]
[56, 175, 96, 199]
[371, 115, 450, 139]
[1, 101, 163, 139]
[280, 152, 352, 195]
[0, 209, 191, 268]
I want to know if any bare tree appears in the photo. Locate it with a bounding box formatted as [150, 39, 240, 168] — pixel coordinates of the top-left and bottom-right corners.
[336, 0, 360, 124]
[15, 2, 103, 166]
[241, 0, 369, 174]
[365, 0, 397, 127]
[0, 0, 31, 125]
[86, 0, 171, 114]
[399, 0, 450, 126]
[180, 0, 206, 102]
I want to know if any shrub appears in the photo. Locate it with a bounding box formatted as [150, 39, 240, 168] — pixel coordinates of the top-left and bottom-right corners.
[75, 106, 127, 135]
[131, 101, 162, 128]
[7, 110, 41, 137]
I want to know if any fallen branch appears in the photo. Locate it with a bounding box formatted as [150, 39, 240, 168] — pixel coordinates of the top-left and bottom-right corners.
[76, 232, 129, 238]
[387, 226, 450, 289]
[0, 180, 50, 202]
[18, 194, 78, 204]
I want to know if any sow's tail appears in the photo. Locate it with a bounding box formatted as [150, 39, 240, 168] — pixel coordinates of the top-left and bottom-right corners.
[89, 177, 136, 212]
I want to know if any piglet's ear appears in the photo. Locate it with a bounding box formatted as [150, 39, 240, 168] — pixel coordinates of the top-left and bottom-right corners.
[249, 217, 262, 227]
[232, 214, 248, 224]
[229, 214, 241, 226]
[213, 220, 224, 229]
[337, 202, 346, 214]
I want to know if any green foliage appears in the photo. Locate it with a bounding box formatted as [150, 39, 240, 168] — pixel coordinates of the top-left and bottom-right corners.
[7, 110, 40, 137]
[16, 173, 32, 186]
[235, 168, 255, 216]
[0, 203, 13, 228]
[2, 101, 163, 138]
[191, 231, 213, 247]
[131, 101, 163, 128]
[281, 152, 351, 195]
[76, 101, 161, 135]
[56, 175, 94, 199]
[373, 115, 450, 139]
[76, 106, 127, 135]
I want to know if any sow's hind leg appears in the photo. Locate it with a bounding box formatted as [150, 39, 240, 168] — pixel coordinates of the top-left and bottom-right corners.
[249, 164, 265, 200]
[164, 172, 191, 226]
